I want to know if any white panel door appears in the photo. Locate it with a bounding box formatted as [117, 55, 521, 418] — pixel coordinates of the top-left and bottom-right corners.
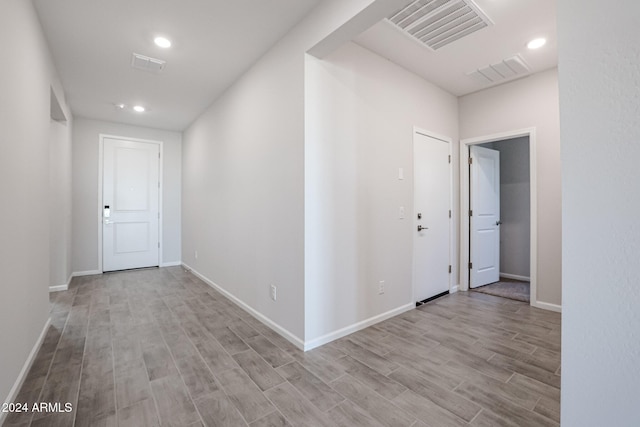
[470, 145, 500, 288]
[413, 132, 451, 302]
[103, 138, 160, 272]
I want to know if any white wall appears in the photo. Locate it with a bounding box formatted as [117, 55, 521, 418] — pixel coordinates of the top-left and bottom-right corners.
[49, 89, 73, 290]
[559, 2, 640, 425]
[181, 9, 310, 344]
[181, 35, 306, 341]
[305, 42, 459, 345]
[181, 0, 396, 345]
[459, 69, 561, 306]
[490, 137, 530, 279]
[72, 118, 182, 272]
[0, 0, 71, 410]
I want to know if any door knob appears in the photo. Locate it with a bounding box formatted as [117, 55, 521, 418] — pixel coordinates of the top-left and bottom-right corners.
[496, 220, 502, 226]
[417, 225, 428, 231]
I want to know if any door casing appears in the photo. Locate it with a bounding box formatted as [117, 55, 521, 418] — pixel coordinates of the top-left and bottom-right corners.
[459, 128, 538, 307]
[98, 134, 164, 273]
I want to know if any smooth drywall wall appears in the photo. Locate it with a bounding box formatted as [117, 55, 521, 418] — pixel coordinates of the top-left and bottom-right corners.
[182, 0, 387, 344]
[0, 0, 71, 409]
[305, 42, 459, 343]
[72, 118, 182, 272]
[49, 89, 73, 290]
[459, 69, 561, 306]
[181, 12, 308, 343]
[181, 43, 306, 340]
[559, 2, 640, 425]
[492, 137, 530, 279]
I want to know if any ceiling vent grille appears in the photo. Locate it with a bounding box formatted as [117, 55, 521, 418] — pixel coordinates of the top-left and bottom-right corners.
[387, 0, 492, 50]
[466, 54, 530, 85]
[131, 53, 166, 74]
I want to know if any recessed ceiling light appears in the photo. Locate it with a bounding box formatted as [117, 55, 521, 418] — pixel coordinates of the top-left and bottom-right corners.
[154, 36, 171, 48]
[527, 38, 547, 50]
[115, 103, 126, 109]
[133, 105, 145, 113]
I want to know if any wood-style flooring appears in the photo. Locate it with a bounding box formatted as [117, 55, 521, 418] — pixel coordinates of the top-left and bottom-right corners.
[5, 267, 561, 426]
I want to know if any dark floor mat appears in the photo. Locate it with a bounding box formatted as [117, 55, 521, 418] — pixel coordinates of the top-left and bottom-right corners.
[473, 280, 530, 302]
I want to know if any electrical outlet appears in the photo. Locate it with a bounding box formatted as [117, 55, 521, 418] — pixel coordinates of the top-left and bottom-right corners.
[378, 280, 385, 295]
[194, 250, 198, 259]
[399, 206, 405, 219]
[270, 284, 277, 301]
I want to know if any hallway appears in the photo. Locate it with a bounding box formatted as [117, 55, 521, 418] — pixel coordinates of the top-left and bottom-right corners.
[6, 268, 560, 426]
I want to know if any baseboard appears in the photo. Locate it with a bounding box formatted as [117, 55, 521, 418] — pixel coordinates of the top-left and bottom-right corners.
[72, 270, 102, 277]
[160, 261, 182, 267]
[532, 300, 562, 313]
[182, 263, 305, 351]
[500, 273, 531, 282]
[49, 273, 72, 293]
[1, 317, 51, 424]
[303, 303, 415, 352]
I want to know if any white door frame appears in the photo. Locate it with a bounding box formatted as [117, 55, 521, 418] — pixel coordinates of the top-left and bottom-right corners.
[412, 127, 455, 303]
[459, 128, 539, 308]
[98, 134, 164, 273]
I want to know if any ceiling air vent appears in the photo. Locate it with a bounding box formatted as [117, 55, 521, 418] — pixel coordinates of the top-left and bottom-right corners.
[387, 0, 492, 50]
[131, 53, 166, 74]
[466, 54, 530, 85]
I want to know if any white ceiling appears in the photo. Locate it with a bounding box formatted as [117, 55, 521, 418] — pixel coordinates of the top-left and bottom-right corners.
[33, 0, 321, 131]
[33, 0, 556, 132]
[354, 0, 557, 96]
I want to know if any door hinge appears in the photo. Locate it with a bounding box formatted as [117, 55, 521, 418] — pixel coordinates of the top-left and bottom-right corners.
[448, 155, 451, 164]
[469, 209, 473, 217]
[158, 152, 161, 159]
[449, 210, 452, 218]
[468, 262, 473, 270]
[158, 182, 160, 188]
[158, 242, 160, 248]
[157, 212, 160, 219]
[468, 157, 473, 165]
[448, 265, 452, 274]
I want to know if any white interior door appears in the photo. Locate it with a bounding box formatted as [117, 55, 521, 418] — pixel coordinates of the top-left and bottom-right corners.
[413, 132, 451, 302]
[103, 138, 160, 272]
[470, 145, 500, 288]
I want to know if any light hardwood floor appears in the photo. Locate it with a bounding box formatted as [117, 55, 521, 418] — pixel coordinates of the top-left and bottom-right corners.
[5, 267, 561, 426]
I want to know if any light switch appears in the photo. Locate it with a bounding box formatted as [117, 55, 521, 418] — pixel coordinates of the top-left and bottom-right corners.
[399, 206, 405, 219]
[398, 168, 404, 180]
